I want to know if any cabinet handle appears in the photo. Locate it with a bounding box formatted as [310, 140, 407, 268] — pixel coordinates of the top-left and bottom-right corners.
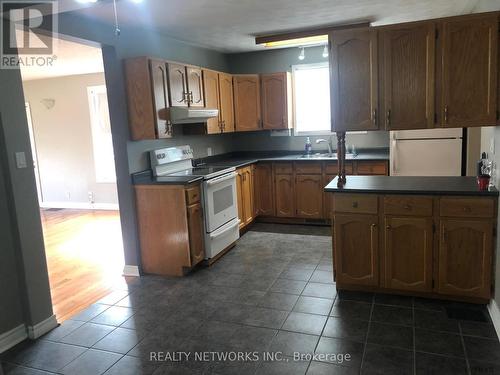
[386, 225, 391, 230]
[372, 108, 377, 126]
[189, 91, 194, 104]
[386, 109, 391, 127]
[371, 223, 377, 228]
[404, 204, 411, 210]
[444, 105, 449, 124]
[352, 201, 358, 208]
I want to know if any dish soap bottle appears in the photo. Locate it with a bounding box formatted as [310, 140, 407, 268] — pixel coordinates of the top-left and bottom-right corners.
[305, 137, 312, 154]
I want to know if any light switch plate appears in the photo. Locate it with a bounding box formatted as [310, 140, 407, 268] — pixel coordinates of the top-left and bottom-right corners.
[15, 152, 27, 169]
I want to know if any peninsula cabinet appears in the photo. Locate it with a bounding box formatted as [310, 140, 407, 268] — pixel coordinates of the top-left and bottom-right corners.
[233, 75, 262, 132]
[135, 183, 205, 276]
[261, 72, 292, 130]
[124, 57, 172, 140]
[330, 191, 497, 302]
[329, 28, 379, 131]
[202, 70, 235, 134]
[380, 23, 435, 130]
[236, 165, 254, 229]
[439, 15, 498, 127]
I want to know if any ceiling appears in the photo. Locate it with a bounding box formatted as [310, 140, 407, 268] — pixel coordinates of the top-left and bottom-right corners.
[18, 30, 104, 81]
[70, 0, 500, 53]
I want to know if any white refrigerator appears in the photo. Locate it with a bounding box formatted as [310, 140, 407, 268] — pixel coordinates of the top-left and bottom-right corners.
[390, 128, 463, 176]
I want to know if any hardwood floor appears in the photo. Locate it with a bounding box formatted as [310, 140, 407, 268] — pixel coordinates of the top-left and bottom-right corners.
[40, 209, 127, 322]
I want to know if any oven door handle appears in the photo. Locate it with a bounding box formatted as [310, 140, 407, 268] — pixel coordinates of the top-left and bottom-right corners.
[210, 219, 241, 239]
[206, 172, 237, 186]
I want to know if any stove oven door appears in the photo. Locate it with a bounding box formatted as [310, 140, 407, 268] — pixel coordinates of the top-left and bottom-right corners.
[203, 172, 238, 232]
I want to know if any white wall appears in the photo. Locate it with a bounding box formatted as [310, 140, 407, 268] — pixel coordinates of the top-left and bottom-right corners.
[22, 73, 119, 208]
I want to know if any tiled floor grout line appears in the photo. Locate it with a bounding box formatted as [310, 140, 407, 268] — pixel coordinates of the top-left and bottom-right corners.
[458, 323, 472, 375]
[359, 295, 375, 374]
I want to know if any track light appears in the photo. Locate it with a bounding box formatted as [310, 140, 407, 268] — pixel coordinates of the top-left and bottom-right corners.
[322, 44, 329, 58]
[298, 47, 305, 61]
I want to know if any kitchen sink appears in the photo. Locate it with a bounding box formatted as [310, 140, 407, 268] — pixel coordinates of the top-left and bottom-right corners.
[300, 153, 356, 159]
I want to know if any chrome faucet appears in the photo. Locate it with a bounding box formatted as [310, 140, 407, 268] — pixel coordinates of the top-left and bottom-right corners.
[316, 138, 333, 156]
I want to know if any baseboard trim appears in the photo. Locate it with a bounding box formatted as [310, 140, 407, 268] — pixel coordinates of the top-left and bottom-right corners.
[26, 315, 58, 340]
[0, 325, 27, 353]
[123, 265, 140, 277]
[40, 202, 119, 210]
[488, 299, 500, 340]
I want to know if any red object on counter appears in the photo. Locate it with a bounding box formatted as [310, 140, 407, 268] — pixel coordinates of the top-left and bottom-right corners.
[477, 175, 490, 191]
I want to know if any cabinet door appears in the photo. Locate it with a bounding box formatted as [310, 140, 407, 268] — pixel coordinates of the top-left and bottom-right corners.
[186, 66, 205, 107]
[254, 163, 274, 216]
[385, 217, 433, 292]
[441, 16, 498, 127]
[236, 169, 245, 229]
[261, 72, 289, 130]
[203, 70, 221, 134]
[219, 73, 235, 132]
[382, 24, 435, 130]
[438, 219, 492, 299]
[296, 174, 323, 218]
[167, 63, 188, 107]
[150, 59, 172, 138]
[234, 75, 261, 131]
[275, 174, 294, 217]
[187, 202, 205, 267]
[323, 174, 336, 220]
[334, 214, 379, 286]
[330, 28, 378, 131]
[242, 168, 254, 225]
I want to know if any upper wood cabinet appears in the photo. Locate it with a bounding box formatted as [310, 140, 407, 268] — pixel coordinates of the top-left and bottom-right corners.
[334, 213, 379, 286]
[202, 69, 221, 134]
[381, 23, 436, 130]
[167, 62, 189, 107]
[234, 75, 262, 131]
[253, 163, 274, 216]
[261, 72, 292, 130]
[219, 73, 235, 133]
[384, 216, 433, 292]
[440, 15, 498, 127]
[124, 57, 172, 140]
[438, 218, 493, 299]
[186, 66, 205, 107]
[330, 28, 379, 131]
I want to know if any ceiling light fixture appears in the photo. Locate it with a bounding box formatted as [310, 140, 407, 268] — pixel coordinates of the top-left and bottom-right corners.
[262, 35, 328, 48]
[322, 44, 329, 58]
[298, 47, 305, 61]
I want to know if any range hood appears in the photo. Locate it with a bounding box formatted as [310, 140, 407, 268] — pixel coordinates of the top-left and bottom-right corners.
[168, 107, 219, 124]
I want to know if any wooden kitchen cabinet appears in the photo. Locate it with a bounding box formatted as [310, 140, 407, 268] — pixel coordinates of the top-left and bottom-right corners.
[236, 166, 254, 229]
[187, 202, 205, 266]
[329, 28, 379, 131]
[381, 23, 435, 130]
[219, 73, 235, 133]
[186, 66, 204, 107]
[253, 163, 274, 216]
[234, 75, 262, 131]
[275, 174, 295, 217]
[203, 69, 221, 134]
[334, 213, 379, 286]
[261, 72, 292, 130]
[384, 216, 433, 292]
[296, 174, 323, 218]
[124, 57, 172, 140]
[167, 62, 189, 107]
[440, 15, 498, 127]
[438, 219, 493, 299]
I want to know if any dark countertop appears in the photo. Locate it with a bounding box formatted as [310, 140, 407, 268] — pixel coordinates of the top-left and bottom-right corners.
[132, 170, 203, 186]
[325, 176, 499, 196]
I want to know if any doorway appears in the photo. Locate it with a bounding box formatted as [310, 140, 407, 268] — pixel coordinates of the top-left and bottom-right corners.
[18, 32, 126, 322]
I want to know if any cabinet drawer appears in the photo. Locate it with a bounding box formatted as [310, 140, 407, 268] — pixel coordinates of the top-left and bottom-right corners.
[185, 186, 201, 205]
[334, 194, 378, 214]
[295, 162, 322, 174]
[384, 196, 433, 216]
[274, 162, 293, 174]
[440, 198, 495, 218]
[325, 162, 353, 175]
[356, 161, 388, 175]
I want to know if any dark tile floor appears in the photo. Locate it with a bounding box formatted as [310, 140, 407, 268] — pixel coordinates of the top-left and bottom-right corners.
[1, 226, 499, 375]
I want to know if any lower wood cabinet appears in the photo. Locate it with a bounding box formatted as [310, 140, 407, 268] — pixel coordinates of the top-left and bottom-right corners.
[438, 219, 493, 299]
[296, 174, 323, 218]
[187, 202, 205, 266]
[275, 174, 294, 217]
[334, 213, 379, 286]
[254, 163, 275, 216]
[236, 166, 255, 229]
[331, 193, 496, 301]
[384, 216, 433, 292]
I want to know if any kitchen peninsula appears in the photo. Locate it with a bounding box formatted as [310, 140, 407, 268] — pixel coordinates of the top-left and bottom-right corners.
[325, 176, 498, 303]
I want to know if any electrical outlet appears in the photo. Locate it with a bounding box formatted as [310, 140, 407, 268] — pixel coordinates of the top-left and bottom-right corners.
[15, 152, 27, 169]
[207, 147, 212, 156]
[66, 191, 71, 199]
[88, 191, 95, 203]
[490, 139, 495, 155]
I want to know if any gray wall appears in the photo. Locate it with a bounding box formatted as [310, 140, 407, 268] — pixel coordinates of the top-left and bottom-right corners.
[23, 73, 119, 206]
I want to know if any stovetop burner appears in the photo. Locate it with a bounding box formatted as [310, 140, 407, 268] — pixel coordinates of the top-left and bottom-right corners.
[166, 166, 235, 179]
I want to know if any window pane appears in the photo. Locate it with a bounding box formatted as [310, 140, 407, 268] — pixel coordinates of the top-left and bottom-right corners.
[293, 63, 330, 133]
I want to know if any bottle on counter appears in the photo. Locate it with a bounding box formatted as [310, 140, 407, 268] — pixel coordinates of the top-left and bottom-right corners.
[305, 137, 312, 155]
